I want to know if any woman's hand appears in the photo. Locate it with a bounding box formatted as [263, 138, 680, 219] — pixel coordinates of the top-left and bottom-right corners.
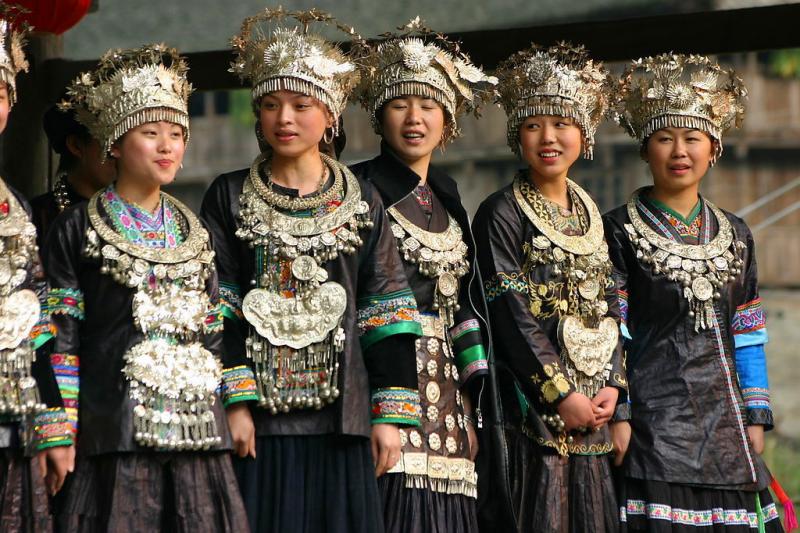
[227, 403, 256, 459]
[36, 444, 75, 495]
[557, 392, 597, 431]
[591, 387, 619, 429]
[747, 425, 765, 455]
[466, 420, 479, 461]
[610, 421, 631, 467]
[462, 393, 479, 460]
[371, 423, 401, 477]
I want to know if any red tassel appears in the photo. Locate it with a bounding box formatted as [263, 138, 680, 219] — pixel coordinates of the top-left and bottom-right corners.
[771, 477, 798, 532]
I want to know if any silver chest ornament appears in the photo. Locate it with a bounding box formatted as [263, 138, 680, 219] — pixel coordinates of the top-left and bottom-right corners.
[237, 158, 372, 414]
[625, 191, 745, 332]
[388, 204, 468, 328]
[84, 191, 222, 451]
[514, 176, 617, 398]
[0, 180, 46, 418]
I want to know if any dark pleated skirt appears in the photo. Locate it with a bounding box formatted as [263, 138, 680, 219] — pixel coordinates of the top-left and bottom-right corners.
[508, 431, 619, 533]
[54, 451, 248, 533]
[619, 478, 784, 532]
[233, 434, 384, 533]
[0, 449, 51, 533]
[378, 472, 478, 533]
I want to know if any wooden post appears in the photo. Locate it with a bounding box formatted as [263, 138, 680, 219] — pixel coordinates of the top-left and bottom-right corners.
[1, 33, 63, 199]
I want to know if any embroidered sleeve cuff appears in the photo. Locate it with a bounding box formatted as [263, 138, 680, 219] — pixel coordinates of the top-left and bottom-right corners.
[613, 401, 632, 422]
[732, 298, 766, 337]
[204, 304, 224, 333]
[46, 288, 85, 321]
[451, 319, 488, 385]
[618, 290, 633, 340]
[357, 289, 422, 350]
[32, 408, 74, 450]
[609, 371, 629, 393]
[746, 407, 774, 428]
[219, 282, 243, 321]
[742, 387, 770, 410]
[371, 387, 421, 426]
[484, 272, 528, 303]
[50, 353, 79, 434]
[220, 365, 259, 407]
[29, 322, 56, 350]
[533, 363, 574, 405]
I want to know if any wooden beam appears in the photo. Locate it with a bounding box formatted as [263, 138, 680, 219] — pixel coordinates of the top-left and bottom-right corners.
[453, 3, 800, 65]
[40, 4, 800, 96]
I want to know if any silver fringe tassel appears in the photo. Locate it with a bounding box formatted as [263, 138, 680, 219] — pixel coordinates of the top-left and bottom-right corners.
[252, 77, 341, 130]
[0, 344, 45, 416]
[107, 107, 190, 159]
[370, 81, 456, 135]
[642, 114, 723, 162]
[397, 453, 478, 498]
[131, 385, 221, 451]
[247, 325, 344, 415]
[509, 99, 594, 159]
[403, 474, 478, 499]
[562, 358, 611, 399]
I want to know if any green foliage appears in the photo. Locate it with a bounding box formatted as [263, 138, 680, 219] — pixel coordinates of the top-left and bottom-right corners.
[229, 89, 256, 128]
[768, 49, 800, 79]
[763, 433, 800, 512]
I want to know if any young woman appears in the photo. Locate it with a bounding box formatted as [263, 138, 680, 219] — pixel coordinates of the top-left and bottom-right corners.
[0, 12, 73, 532]
[605, 53, 783, 532]
[201, 9, 422, 532]
[351, 20, 496, 533]
[43, 44, 248, 532]
[472, 43, 627, 533]
[31, 103, 115, 248]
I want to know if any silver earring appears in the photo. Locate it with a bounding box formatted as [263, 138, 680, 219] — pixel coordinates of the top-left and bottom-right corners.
[180, 163, 184, 169]
[322, 127, 334, 145]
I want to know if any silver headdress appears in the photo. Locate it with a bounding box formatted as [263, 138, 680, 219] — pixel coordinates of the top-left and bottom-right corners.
[495, 42, 612, 159]
[0, 5, 29, 107]
[60, 44, 192, 158]
[230, 7, 359, 132]
[354, 17, 497, 143]
[615, 53, 747, 162]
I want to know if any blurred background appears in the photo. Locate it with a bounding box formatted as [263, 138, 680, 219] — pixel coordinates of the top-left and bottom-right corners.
[3, 0, 798, 504]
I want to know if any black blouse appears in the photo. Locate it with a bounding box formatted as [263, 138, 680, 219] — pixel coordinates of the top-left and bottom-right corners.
[604, 193, 772, 490]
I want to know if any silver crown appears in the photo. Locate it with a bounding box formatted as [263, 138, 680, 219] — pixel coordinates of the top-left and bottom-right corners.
[495, 42, 612, 159]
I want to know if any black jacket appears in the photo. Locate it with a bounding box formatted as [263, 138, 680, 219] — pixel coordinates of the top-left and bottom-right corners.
[350, 143, 490, 391]
[200, 166, 420, 439]
[604, 195, 772, 490]
[472, 178, 627, 529]
[42, 197, 231, 457]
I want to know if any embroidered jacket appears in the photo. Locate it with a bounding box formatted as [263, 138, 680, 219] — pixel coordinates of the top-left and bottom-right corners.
[351, 143, 490, 497]
[42, 188, 230, 457]
[604, 192, 773, 490]
[471, 178, 627, 530]
[0, 183, 68, 452]
[473, 179, 627, 449]
[351, 143, 490, 390]
[201, 166, 422, 439]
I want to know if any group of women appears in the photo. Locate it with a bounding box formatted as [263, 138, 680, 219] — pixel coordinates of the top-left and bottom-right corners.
[0, 5, 786, 533]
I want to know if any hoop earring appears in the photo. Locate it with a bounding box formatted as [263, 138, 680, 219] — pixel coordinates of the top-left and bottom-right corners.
[322, 127, 335, 145]
[255, 120, 269, 153]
